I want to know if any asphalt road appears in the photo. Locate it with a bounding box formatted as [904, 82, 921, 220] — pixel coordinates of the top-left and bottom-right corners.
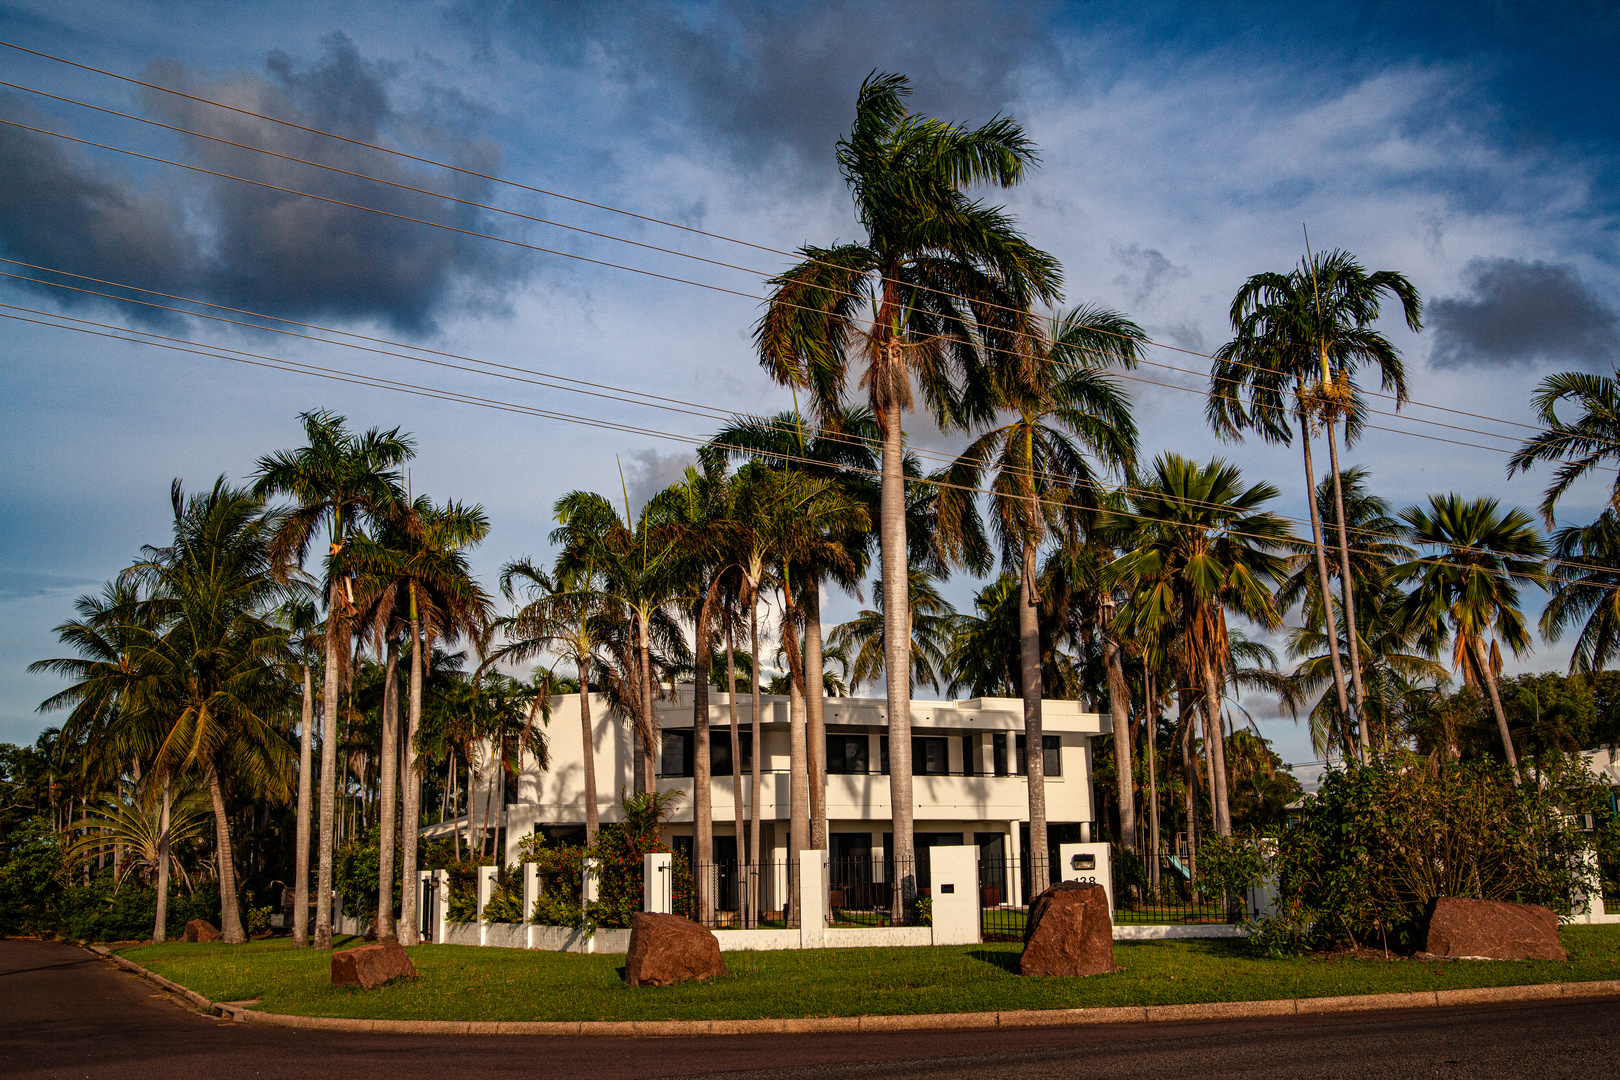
[3, 937, 1616, 1079]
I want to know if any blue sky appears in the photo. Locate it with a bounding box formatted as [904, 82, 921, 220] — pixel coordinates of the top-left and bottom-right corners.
[2, 1, 1618, 769]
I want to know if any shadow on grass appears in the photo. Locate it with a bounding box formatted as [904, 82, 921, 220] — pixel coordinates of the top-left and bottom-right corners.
[970, 949, 1022, 975]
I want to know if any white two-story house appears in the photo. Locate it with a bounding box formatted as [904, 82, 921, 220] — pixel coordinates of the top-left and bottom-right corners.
[506, 687, 1109, 913]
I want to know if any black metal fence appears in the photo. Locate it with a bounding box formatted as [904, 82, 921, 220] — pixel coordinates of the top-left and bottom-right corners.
[978, 850, 1240, 940]
[687, 859, 799, 929]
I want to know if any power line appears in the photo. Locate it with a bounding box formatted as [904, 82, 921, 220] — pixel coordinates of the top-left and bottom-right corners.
[8, 258, 1596, 573]
[0, 45, 1555, 442]
[6, 300, 1613, 594]
[0, 114, 1553, 462]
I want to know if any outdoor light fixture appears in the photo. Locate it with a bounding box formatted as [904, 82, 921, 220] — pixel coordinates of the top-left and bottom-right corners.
[1071, 853, 1095, 871]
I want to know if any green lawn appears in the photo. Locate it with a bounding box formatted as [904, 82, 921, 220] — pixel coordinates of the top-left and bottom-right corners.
[117, 925, 1620, 1023]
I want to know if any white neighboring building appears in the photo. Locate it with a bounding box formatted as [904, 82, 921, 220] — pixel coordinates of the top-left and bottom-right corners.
[501, 688, 1109, 908]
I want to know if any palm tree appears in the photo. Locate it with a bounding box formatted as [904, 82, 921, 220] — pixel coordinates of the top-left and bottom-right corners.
[552, 488, 686, 793]
[1392, 495, 1547, 769]
[1278, 468, 1441, 756]
[277, 599, 321, 945]
[253, 409, 413, 948]
[30, 580, 172, 938]
[1209, 250, 1422, 762]
[127, 479, 298, 943]
[1105, 455, 1294, 837]
[350, 496, 488, 942]
[496, 558, 610, 843]
[937, 305, 1142, 885]
[707, 410, 879, 855]
[757, 72, 1062, 899]
[1508, 369, 1620, 525]
[1542, 512, 1620, 675]
[830, 569, 958, 692]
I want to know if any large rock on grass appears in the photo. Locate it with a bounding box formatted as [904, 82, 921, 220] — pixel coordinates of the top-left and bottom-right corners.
[1019, 881, 1114, 978]
[331, 940, 418, 989]
[182, 919, 221, 943]
[623, 912, 728, 988]
[1420, 897, 1566, 961]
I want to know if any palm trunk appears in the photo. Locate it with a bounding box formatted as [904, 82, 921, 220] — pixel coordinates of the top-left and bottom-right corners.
[1200, 654, 1233, 837]
[1324, 426, 1370, 762]
[1301, 423, 1352, 748]
[1019, 537, 1049, 897]
[725, 611, 741, 917]
[1176, 684, 1199, 861]
[805, 580, 828, 854]
[1145, 671, 1162, 893]
[1476, 641, 1521, 773]
[1101, 598, 1135, 855]
[748, 586, 763, 929]
[206, 758, 246, 944]
[784, 615, 810, 880]
[693, 588, 714, 925]
[376, 637, 400, 940]
[578, 671, 600, 843]
[152, 776, 171, 943]
[315, 576, 343, 949]
[879, 403, 915, 918]
[398, 620, 424, 945]
[292, 664, 314, 945]
[640, 617, 658, 795]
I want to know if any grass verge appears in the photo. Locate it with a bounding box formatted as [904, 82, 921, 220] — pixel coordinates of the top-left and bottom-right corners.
[117, 925, 1620, 1023]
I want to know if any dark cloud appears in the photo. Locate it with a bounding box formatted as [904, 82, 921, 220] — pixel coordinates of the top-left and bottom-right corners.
[1428, 257, 1620, 371]
[623, 447, 695, 512]
[1111, 243, 1190, 309]
[0, 35, 522, 334]
[473, 0, 1064, 183]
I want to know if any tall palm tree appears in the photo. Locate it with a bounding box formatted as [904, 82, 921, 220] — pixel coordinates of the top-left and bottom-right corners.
[1209, 251, 1422, 761]
[253, 410, 413, 948]
[276, 599, 321, 945]
[937, 305, 1142, 886]
[127, 479, 298, 943]
[1392, 495, 1547, 769]
[1277, 467, 1439, 756]
[1508, 369, 1620, 525]
[1104, 455, 1293, 837]
[757, 72, 1061, 898]
[707, 410, 878, 854]
[1542, 512, 1620, 675]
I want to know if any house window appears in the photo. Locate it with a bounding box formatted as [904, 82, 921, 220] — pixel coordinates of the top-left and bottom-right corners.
[1014, 735, 1062, 777]
[877, 735, 951, 775]
[962, 734, 976, 776]
[826, 734, 869, 774]
[661, 731, 693, 777]
[710, 731, 753, 776]
[993, 732, 1009, 776]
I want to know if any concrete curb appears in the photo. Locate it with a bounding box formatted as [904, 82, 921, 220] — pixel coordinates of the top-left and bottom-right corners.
[92, 947, 1620, 1038]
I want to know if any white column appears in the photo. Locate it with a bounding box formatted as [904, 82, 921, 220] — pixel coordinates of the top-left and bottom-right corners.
[1008, 821, 1023, 908]
[929, 845, 980, 946]
[476, 864, 498, 945]
[522, 863, 540, 946]
[1058, 842, 1113, 912]
[432, 869, 450, 944]
[582, 857, 601, 905]
[798, 848, 828, 948]
[643, 852, 673, 914]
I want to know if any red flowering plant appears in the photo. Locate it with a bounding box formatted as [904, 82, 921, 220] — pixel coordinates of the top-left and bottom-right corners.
[519, 790, 693, 930]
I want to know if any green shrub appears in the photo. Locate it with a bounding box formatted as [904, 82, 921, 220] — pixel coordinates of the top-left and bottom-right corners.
[482, 866, 525, 924]
[1194, 834, 1272, 915]
[1273, 751, 1607, 952]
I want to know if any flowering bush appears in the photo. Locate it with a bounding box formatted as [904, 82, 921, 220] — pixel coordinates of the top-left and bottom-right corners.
[519, 791, 693, 930]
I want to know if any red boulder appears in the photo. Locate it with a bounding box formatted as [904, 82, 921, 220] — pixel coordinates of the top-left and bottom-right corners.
[1019, 881, 1115, 978]
[1420, 897, 1567, 961]
[623, 912, 728, 988]
[331, 940, 418, 989]
[182, 919, 221, 943]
